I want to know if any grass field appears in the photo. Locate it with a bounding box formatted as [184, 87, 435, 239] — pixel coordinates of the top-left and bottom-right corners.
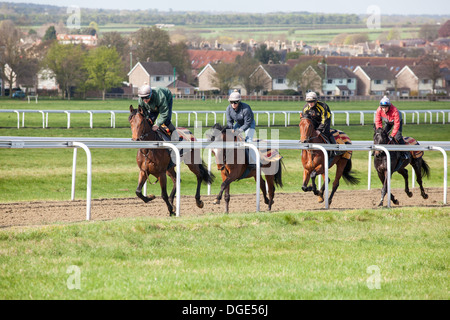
[0, 99, 449, 300]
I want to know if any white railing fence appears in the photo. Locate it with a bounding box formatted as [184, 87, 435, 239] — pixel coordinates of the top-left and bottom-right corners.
[0, 138, 448, 221]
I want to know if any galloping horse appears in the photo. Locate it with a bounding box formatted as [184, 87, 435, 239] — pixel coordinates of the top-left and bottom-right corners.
[373, 126, 430, 207]
[129, 105, 214, 216]
[207, 123, 283, 213]
[299, 114, 359, 205]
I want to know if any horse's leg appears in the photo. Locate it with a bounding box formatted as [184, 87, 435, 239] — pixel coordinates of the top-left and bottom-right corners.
[397, 167, 413, 198]
[166, 167, 177, 206]
[317, 174, 330, 203]
[301, 169, 313, 192]
[264, 175, 276, 211]
[224, 183, 231, 214]
[412, 159, 429, 199]
[377, 170, 387, 207]
[310, 170, 319, 196]
[328, 159, 346, 206]
[136, 170, 156, 203]
[158, 173, 175, 216]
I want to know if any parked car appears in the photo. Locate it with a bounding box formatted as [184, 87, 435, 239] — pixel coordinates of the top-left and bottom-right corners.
[12, 90, 26, 98]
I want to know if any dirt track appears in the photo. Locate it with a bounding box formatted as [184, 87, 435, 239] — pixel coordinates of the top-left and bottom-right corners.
[0, 188, 448, 228]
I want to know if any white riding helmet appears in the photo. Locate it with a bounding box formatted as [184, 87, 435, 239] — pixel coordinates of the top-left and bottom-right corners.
[138, 84, 152, 98]
[305, 92, 318, 102]
[228, 90, 241, 102]
[380, 96, 391, 107]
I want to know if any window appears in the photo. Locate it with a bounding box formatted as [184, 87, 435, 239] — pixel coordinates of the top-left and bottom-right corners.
[276, 78, 284, 84]
[154, 76, 162, 82]
[347, 79, 352, 84]
[327, 79, 333, 84]
[375, 80, 382, 85]
[422, 79, 429, 84]
[184, 88, 190, 95]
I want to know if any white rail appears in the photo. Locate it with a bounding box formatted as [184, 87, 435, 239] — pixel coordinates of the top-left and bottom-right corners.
[0, 138, 448, 220]
[2, 109, 449, 129]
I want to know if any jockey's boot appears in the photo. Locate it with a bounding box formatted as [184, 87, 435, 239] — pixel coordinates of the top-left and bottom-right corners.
[398, 138, 410, 160]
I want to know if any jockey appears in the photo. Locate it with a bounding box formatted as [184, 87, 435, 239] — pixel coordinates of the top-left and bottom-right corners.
[302, 92, 338, 156]
[138, 84, 175, 139]
[226, 90, 256, 143]
[225, 90, 256, 167]
[375, 96, 409, 160]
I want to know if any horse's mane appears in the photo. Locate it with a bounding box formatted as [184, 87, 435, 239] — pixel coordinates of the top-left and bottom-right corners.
[212, 122, 227, 133]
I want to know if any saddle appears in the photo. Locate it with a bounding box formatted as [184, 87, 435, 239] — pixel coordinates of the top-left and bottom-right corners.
[404, 137, 424, 159]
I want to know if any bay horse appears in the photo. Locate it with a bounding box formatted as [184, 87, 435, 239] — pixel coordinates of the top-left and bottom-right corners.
[373, 126, 430, 207]
[129, 105, 214, 216]
[299, 114, 359, 205]
[207, 123, 283, 213]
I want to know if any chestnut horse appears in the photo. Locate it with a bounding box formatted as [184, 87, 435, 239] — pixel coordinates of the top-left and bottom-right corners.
[373, 126, 429, 207]
[207, 123, 283, 213]
[299, 115, 359, 205]
[129, 105, 214, 216]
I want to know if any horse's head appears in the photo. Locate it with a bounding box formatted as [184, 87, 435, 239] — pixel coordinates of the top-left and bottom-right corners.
[373, 125, 390, 157]
[206, 123, 238, 142]
[129, 105, 153, 141]
[299, 114, 318, 143]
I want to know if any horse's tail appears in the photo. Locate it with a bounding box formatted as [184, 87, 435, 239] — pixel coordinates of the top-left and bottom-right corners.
[420, 158, 431, 179]
[199, 161, 215, 185]
[342, 159, 360, 185]
[274, 159, 284, 188]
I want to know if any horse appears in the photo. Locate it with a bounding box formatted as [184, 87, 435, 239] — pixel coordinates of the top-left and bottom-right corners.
[299, 114, 360, 205]
[206, 123, 283, 213]
[373, 126, 430, 207]
[129, 105, 214, 216]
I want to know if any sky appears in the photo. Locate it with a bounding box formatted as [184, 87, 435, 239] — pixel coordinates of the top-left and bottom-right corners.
[3, 0, 450, 15]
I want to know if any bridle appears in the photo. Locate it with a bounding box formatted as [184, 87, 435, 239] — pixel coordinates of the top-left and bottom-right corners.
[131, 112, 153, 141]
[300, 117, 316, 143]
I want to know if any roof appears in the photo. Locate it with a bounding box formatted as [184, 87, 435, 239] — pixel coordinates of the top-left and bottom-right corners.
[320, 65, 356, 79]
[355, 65, 395, 80]
[167, 80, 195, 89]
[287, 56, 420, 74]
[128, 61, 174, 77]
[188, 49, 245, 70]
[260, 64, 291, 78]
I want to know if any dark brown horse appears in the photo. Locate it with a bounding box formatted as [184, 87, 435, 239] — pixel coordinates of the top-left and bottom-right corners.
[373, 126, 429, 207]
[299, 115, 359, 205]
[129, 105, 214, 216]
[207, 123, 283, 213]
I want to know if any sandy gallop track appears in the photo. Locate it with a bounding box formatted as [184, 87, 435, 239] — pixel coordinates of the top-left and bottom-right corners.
[0, 188, 448, 228]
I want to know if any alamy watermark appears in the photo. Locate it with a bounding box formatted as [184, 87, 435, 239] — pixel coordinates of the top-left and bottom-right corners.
[366, 5, 381, 30]
[66, 6, 81, 30]
[66, 265, 81, 290]
[366, 265, 381, 290]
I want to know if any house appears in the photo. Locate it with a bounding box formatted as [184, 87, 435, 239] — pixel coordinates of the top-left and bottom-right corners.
[167, 79, 196, 96]
[353, 65, 396, 96]
[197, 63, 219, 92]
[319, 65, 357, 96]
[249, 63, 295, 93]
[37, 68, 58, 91]
[396, 65, 446, 96]
[128, 61, 176, 93]
[57, 34, 98, 46]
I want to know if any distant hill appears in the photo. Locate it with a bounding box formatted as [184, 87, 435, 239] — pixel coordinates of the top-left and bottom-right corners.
[1, 2, 447, 28]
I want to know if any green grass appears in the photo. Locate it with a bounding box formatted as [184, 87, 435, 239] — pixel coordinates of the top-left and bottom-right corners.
[0, 208, 448, 299]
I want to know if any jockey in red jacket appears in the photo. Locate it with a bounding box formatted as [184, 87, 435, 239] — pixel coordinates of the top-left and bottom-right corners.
[375, 96, 409, 159]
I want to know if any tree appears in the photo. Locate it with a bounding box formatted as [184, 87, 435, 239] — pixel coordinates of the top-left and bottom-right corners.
[84, 46, 125, 100]
[254, 44, 281, 64]
[99, 32, 130, 72]
[420, 53, 443, 95]
[287, 62, 322, 94]
[0, 20, 23, 97]
[438, 20, 450, 38]
[210, 63, 237, 95]
[235, 53, 259, 95]
[44, 42, 86, 100]
[132, 26, 171, 63]
[43, 26, 57, 41]
[386, 28, 401, 41]
[419, 24, 439, 42]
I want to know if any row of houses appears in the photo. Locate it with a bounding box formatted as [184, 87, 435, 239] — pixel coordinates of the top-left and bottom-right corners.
[127, 52, 450, 98]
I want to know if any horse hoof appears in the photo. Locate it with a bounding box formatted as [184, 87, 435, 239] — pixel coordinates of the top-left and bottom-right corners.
[196, 200, 204, 208]
[318, 197, 324, 203]
[422, 194, 429, 199]
[213, 199, 220, 205]
[264, 198, 270, 205]
[407, 192, 413, 198]
[169, 212, 176, 217]
[393, 200, 399, 205]
[378, 202, 383, 207]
